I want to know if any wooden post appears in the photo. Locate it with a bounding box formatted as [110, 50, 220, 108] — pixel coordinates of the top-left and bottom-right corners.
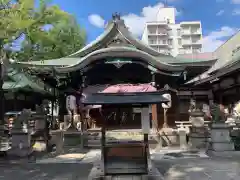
[151, 72, 158, 130]
[101, 113, 106, 175]
[175, 93, 180, 124]
[151, 104, 158, 130]
[141, 106, 150, 172]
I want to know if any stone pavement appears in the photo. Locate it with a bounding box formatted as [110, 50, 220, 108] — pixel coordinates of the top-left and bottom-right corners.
[0, 163, 93, 180]
[2, 148, 240, 179]
[153, 157, 240, 180]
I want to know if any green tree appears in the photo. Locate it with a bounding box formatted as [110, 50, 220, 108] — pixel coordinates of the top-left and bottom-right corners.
[0, 0, 86, 125]
[0, 0, 86, 61]
[17, 16, 86, 61]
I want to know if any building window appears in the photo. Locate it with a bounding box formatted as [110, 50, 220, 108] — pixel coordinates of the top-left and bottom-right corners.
[149, 39, 156, 44]
[184, 46, 191, 50]
[168, 29, 173, 36]
[192, 48, 200, 53]
[177, 29, 181, 36]
[178, 39, 182, 46]
[191, 27, 200, 34]
[148, 27, 156, 34]
[168, 39, 173, 45]
[162, 40, 167, 44]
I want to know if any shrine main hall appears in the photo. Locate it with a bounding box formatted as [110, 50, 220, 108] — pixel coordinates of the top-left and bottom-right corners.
[5, 14, 240, 130]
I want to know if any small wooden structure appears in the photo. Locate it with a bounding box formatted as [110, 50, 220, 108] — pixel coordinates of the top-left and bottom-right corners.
[82, 92, 168, 178]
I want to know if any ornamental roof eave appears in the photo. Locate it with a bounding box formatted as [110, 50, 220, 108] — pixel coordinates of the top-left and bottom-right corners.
[53, 46, 185, 73]
[12, 55, 216, 69]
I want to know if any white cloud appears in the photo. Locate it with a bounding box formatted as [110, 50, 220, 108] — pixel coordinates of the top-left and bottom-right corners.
[88, 14, 105, 28]
[232, 0, 240, 4]
[216, 10, 224, 16]
[232, 9, 240, 15]
[202, 26, 238, 52]
[121, 2, 165, 36]
[88, 3, 181, 37]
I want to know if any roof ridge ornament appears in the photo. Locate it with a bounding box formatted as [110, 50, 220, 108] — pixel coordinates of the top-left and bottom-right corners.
[112, 12, 121, 22]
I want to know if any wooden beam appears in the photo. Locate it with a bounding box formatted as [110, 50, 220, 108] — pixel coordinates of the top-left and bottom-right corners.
[178, 90, 209, 96]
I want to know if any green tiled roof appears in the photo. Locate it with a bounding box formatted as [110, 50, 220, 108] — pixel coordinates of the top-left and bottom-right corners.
[3, 81, 28, 90]
[4, 68, 55, 95]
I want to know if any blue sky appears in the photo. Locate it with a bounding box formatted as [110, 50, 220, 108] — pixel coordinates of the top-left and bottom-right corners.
[50, 0, 240, 52]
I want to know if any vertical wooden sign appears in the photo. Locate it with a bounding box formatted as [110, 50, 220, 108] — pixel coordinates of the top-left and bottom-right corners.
[141, 107, 150, 134]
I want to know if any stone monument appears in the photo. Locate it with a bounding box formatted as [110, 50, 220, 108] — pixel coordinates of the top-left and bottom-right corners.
[207, 103, 235, 156]
[10, 109, 31, 157]
[188, 99, 208, 149]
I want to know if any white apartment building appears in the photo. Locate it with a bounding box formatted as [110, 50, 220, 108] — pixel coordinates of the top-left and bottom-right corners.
[141, 7, 202, 56]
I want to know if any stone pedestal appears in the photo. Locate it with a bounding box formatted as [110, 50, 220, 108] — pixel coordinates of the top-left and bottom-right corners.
[50, 130, 64, 154]
[10, 132, 31, 157]
[189, 112, 208, 149]
[178, 127, 187, 150]
[207, 123, 235, 156]
[64, 131, 82, 148]
[189, 126, 209, 149]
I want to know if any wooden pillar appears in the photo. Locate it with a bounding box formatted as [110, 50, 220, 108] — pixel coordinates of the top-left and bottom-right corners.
[141, 106, 150, 171]
[151, 104, 158, 129]
[13, 92, 18, 111]
[175, 92, 180, 123]
[151, 72, 158, 129]
[101, 112, 106, 175]
[234, 76, 240, 100]
[51, 68, 56, 123]
[217, 83, 223, 104]
[208, 90, 214, 105]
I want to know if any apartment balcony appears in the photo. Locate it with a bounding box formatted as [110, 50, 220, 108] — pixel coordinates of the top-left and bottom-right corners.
[149, 41, 169, 46]
[146, 21, 169, 26]
[150, 46, 169, 54]
[148, 31, 168, 36]
[182, 40, 202, 46]
[191, 30, 202, 35]
[191, 40, 202, 47]
[180, 21, 201, 27]
[181, 30, 202, 36]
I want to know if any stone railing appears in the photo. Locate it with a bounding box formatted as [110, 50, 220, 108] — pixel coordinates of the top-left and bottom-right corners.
[175, 121, 210, 130]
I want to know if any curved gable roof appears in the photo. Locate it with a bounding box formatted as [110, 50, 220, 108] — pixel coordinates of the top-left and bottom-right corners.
[68, 19, 170, 58]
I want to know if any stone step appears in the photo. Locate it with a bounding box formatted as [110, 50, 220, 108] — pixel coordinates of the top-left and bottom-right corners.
[84, 140, 101, 148]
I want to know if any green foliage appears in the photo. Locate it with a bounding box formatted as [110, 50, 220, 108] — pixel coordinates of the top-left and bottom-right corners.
[0, 0, 86, 61]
